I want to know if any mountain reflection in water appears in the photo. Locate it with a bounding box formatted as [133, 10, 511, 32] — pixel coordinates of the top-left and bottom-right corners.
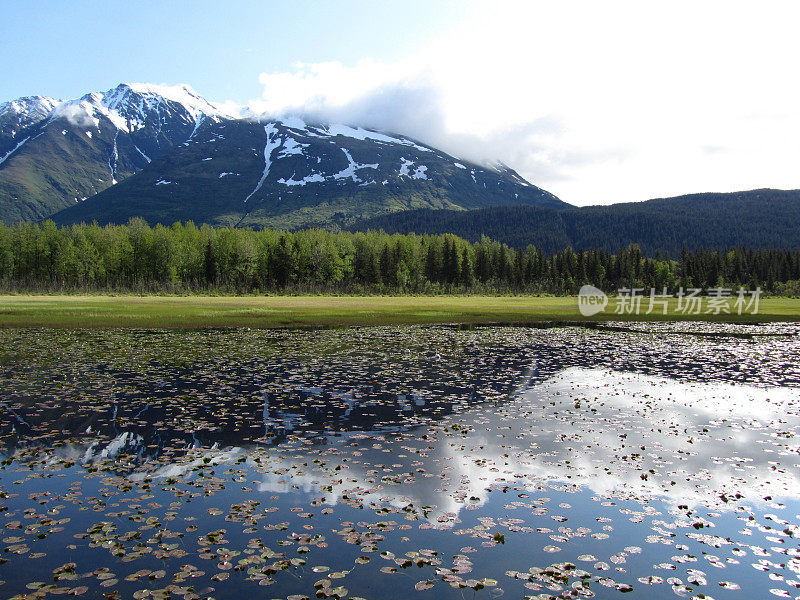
[0, 324, 799, 600]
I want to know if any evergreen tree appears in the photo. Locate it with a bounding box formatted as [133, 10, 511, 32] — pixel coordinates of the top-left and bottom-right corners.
[460, 248, 473, 287]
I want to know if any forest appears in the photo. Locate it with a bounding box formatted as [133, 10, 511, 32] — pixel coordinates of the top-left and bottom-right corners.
[351, 189, 800, 255]
[1, 219, 799, 296]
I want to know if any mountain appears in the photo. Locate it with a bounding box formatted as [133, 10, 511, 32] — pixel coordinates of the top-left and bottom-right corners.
[7, 83, 794, 254]
[349, 188, 800, 254]
[0, 95, 60, 139]
[0, 83, 565, 228]
[0, 83, 235, 223]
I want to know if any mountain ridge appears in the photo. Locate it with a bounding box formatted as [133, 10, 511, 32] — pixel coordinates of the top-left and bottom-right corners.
[4, 82, 795, 254]
[348, 188, 800, 254]
[0, 83, 564, 227]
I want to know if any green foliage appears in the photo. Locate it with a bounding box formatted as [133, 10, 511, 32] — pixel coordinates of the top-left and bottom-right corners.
[0, 220, 798, 294]
[775, 280, 800, 298]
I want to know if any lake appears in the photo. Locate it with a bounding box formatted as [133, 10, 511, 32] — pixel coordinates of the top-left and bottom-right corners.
[1, 323, 799, 599]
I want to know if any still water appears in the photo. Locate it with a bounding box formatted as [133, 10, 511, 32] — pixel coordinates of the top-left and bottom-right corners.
[0, 323, 799, 599]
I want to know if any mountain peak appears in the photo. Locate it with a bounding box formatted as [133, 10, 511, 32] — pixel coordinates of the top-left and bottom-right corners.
[0, 95, 60, 122]
[108, 82, 240, 121]
[0, 95, 61, 139]
[121, 82, 196, 95]
[0, 81, 564, 227]
[99, 82, 233, 122]
[35, 82, 240, 136]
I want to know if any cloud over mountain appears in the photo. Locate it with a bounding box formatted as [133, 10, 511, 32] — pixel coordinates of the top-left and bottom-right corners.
[250, 0, 800, 206]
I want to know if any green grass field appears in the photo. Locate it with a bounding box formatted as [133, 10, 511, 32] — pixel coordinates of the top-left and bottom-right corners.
[0, 295, 799, 328]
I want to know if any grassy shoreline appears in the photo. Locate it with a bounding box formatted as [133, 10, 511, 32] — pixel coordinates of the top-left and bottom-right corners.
[1, 295, 799, 329]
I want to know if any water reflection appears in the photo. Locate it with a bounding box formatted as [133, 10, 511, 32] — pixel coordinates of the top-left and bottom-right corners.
[101, 367, 799, 525]
[1, 324, 799, 600]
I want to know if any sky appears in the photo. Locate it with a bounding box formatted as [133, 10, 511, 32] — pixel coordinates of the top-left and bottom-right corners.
[3, 0, 800, 206]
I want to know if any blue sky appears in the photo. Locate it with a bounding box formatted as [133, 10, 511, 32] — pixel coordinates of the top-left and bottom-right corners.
[4, 0, 800, 205]
[1, 0, 475, 103]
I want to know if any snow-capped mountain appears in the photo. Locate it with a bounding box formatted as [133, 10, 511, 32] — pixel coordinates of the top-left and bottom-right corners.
[0, 95, 60, 139]
[0, 83, 565, 228]
[0, 83, 233, 222]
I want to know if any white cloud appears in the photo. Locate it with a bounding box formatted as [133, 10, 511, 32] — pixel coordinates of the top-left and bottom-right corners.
[52, 100, 100, 129]
[250, 0, 800, 205]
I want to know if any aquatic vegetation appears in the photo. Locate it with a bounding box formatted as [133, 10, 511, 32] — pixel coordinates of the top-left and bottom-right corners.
[0, 323, 798, 599]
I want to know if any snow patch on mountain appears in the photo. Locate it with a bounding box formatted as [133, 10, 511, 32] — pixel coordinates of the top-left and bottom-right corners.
[333, 148, 378, 183]
[323, 123, 431, 152]
[274, 145, 381, 187]
[0, 136, 31, 166]
[412, 165, 428, 180]
[277, 137, 307, 158]
[399, 157, 413, 176]
[188, 114, 205, 141]
[280, 116, 308, 131]
[244, 123, 282, 203]
[509, 171, 531, 187]
[278, 172, 326, 186]
[108, 131, 119, 184]
[133, 145, 151, 163]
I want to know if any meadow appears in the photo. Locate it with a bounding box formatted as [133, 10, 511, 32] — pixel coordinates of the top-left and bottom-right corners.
[1, 294, 799, 328]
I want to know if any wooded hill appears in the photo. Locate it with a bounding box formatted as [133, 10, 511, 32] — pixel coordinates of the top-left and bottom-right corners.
[349, 189, 800, 255]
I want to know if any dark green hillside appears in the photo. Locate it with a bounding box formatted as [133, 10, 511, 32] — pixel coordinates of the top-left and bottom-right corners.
[0, 119, 138, 223]
[51, 119, 564, 229]
[350, 189, 800, 254]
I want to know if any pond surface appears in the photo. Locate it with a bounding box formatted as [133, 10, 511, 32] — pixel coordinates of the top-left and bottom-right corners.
[0, 323, 799, 600]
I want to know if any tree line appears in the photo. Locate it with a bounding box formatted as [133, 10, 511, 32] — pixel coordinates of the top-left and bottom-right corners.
[0, 219, 799, 295]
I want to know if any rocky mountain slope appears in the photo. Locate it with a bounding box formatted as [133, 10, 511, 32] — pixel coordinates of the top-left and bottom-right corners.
[0, 83, 564, 228]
